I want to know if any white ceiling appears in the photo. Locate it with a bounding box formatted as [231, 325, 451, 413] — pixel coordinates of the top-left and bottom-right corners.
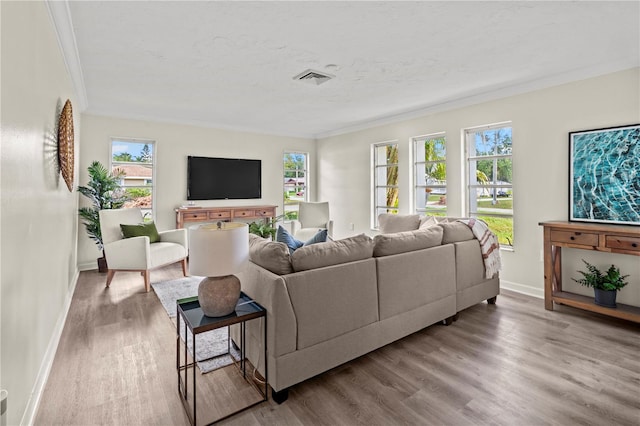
[58, 1, 639, 139]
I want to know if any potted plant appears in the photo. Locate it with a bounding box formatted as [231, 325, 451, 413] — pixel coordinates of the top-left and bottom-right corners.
[78, 161, 127, 272]
[572, 259, 629, 308]
[248, 214, 285, 240]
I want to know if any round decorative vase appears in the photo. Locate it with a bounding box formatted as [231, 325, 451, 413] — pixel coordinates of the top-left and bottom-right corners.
[594, 288, 617, 308]
[198, 275, 241, 317]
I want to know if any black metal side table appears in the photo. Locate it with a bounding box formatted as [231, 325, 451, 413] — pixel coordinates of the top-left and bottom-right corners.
[177, 292, 267, 425]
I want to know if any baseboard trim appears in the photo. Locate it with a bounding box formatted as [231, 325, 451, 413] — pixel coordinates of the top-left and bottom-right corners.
[78, 261, 97, 271]
[500, 280, 544, 299]
[21, 269, 80, 426]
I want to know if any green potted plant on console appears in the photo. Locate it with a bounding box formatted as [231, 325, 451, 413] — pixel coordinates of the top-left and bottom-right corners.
[572, 259, 629, 308]
[248, 214, 285, 240]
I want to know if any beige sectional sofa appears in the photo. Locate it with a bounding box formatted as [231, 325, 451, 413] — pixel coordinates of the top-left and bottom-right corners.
[235, 215, 500, 402]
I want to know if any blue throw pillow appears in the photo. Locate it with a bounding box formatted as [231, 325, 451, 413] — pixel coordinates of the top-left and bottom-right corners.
[276, 226, 303, 254]
[303, 229, 328, 246]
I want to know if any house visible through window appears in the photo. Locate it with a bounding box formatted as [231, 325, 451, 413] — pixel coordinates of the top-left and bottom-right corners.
[283, 152, 308, 221]
[372, 141, 399, 228]
[465, 124, 513, 247]
[413, 133, 447, 216]
[111, 139, 155, 221]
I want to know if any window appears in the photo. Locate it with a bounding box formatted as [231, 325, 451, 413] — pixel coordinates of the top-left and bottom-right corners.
[283, 152, 308, 221]
[111, 139, 155, 221]
[413, 133, 447, 216]
[372, 141, 399, 228]
[465, 124, 513, 247]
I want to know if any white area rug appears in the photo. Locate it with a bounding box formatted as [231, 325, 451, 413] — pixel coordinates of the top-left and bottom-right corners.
[152, 276, 239, 373]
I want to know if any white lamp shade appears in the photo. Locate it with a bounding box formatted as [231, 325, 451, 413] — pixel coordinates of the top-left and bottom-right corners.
[188, 222, 249, 277]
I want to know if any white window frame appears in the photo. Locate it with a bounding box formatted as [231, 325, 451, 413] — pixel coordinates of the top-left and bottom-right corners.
[283, 151, 309, 222]
[464, 122, 513, 247]
[110, 138, 156, 221]
[412, 132, 447, 216]
[372, 141, 399, 229]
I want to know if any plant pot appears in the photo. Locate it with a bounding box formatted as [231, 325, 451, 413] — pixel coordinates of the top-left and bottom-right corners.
[594, 288, 617, 308]
[97, 256, 108, 273]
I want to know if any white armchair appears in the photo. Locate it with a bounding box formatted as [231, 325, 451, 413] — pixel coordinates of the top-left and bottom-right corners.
[99, 208, 188, 292]
[291, 201, 333, 241]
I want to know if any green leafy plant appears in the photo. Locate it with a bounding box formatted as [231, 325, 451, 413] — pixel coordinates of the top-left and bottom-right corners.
[572, 259, 629, 291]
[248, 214, 286, 239]
[78, 161, 128, 251]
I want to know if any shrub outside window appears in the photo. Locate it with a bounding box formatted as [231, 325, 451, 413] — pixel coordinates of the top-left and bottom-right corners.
[372, 141, 399, 228]
[413, 133, 447, 216]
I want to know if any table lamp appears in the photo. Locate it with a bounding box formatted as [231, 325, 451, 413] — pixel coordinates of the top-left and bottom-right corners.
[188, 222, 249, 317]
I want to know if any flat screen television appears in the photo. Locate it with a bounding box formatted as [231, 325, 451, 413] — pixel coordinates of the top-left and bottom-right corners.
[187, 156, 261, 200]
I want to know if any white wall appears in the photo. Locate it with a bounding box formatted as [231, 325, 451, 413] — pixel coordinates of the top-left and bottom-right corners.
[0, 2, 80, 424]
[317, 68, 640, 306]
[78, 114, 315, 269]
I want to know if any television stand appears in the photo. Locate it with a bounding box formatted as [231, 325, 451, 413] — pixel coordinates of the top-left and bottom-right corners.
[175, 205, 277, 229]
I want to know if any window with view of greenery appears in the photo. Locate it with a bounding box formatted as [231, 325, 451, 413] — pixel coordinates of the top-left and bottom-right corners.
[111, 139, 155, 221]
[413, 133, 447, 216]
[465, 124, 513, 247]
[283, 152, 308, 221]
[373, 142, 399, 228]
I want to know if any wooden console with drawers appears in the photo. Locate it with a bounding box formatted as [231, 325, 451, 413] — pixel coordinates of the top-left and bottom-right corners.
[175, 205, 277, 229]
[539, 221, 640, 323]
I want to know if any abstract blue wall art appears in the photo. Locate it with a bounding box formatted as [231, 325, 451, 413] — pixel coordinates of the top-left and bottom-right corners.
[569, 124, 640, 225]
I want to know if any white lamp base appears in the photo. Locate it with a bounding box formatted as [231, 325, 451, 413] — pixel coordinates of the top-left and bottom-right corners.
[198, 275, 241, 317]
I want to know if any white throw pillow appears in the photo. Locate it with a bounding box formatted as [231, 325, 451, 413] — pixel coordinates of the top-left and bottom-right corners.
[419, 215, 438, 229]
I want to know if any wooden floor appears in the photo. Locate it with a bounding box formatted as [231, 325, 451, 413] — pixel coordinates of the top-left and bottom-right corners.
[35, 264, 640, 425]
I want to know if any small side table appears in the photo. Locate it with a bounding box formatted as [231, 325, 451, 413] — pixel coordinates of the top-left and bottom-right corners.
[177, 292, 267, 425]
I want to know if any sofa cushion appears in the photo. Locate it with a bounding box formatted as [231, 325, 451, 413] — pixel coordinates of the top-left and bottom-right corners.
[373, 226, 444, 257]
[378, 214, 420, 234]
[439, 221, 475, 244]
[248, 234, 293, 275]
[291, 234, 374, 272]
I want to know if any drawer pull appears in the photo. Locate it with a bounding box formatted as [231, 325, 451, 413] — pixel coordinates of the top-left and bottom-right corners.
[633, 243, 638, 248]
[570, 236, 575, 240]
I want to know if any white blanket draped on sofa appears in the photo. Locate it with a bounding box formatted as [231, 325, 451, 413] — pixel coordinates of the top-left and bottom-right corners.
[458, 218, 501, 279]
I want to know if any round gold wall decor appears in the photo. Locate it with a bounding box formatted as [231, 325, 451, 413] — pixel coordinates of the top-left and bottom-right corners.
[58, 99, 74, 192]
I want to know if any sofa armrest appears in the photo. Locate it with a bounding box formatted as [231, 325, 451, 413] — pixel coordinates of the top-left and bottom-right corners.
[158, 228, 188, 249]
[238, 262, 297, 358]
[104, 236, 150, 269]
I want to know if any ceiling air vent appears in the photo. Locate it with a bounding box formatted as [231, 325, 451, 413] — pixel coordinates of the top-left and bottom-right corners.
[293, 69, 335, 85]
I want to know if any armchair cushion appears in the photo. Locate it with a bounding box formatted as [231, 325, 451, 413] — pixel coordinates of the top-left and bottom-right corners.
[120, 222, 160, 243]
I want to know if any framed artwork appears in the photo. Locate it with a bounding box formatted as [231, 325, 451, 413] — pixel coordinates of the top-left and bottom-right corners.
[569, 124, 639, 225]
[58, 99, 74, 192]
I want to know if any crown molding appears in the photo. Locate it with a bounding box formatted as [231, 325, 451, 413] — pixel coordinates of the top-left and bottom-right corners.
[314, 62, 639, 140]
[45, 0, 88, 111]
[84, 108, 316, 141]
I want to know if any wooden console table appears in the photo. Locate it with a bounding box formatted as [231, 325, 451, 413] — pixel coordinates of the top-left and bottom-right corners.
[175, 205, 277, 229]
[539, 221, 640, 323]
